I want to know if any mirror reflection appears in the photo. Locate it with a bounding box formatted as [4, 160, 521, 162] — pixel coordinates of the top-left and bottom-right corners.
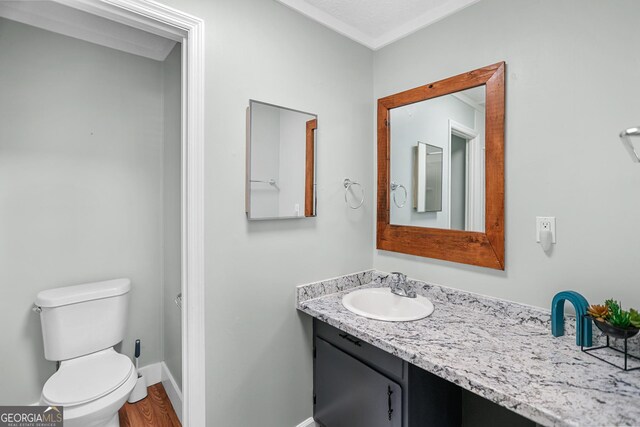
[246, 100, 317, 220]
[414, 142, 442, 213]
[390, 86, 485, 231]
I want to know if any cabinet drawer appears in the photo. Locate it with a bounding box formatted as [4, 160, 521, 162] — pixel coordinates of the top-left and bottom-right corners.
[315, 337, 402, 427]
[314, 319, 404, 381]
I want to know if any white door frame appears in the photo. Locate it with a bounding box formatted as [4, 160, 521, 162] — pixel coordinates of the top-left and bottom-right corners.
[49, 1, 206, 425]
[448, 119, 482, 231]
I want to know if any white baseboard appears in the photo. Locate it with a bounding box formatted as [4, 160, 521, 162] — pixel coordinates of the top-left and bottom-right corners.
[295, 417, 318, 427]
[137, 361, 182, 423]
[161, 362, 183, 423]
[138, 362, 163, 386]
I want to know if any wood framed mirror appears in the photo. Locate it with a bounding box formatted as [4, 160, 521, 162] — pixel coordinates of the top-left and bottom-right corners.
[377, 62, 505, 269]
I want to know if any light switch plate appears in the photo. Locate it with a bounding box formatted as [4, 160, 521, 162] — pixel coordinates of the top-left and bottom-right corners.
[536, 217, 556, 243]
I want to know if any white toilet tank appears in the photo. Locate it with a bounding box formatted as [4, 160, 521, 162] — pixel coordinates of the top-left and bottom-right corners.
[35, 279, 131, 361]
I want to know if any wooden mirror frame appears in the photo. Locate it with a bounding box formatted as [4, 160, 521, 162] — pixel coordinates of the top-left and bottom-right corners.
[377, 62, 505, 270]
[305, 119, 317, 216]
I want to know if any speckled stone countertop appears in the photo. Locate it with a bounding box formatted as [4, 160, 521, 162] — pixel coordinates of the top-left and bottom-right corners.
[296, 270, 640, 427]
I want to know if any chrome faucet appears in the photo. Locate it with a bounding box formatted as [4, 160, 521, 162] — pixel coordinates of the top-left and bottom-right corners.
[389, 272, 416, 298]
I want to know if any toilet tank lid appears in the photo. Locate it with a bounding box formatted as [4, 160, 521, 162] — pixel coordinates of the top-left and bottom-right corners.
[35, 278, 131, 308]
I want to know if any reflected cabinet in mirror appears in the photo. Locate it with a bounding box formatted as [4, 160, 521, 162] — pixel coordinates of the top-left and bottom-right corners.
[246, 100, 317, 220]
[413, 142, 443, 213]
[377, 63, 505, 269]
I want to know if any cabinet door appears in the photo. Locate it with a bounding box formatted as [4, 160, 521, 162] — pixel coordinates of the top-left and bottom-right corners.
[315, 338, 402, 427]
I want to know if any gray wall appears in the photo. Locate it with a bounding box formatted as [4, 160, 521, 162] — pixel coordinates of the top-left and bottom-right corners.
[158, 0, 374, 425]
[373, 0, 640, 309]
[162, 43, 183, 390]
[0, 18, 176, 404]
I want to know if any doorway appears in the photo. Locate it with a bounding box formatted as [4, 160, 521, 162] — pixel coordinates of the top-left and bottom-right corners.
[448, 119, 484, 232]
[0, 1, 205, 425]
[450, 134, 467, 230]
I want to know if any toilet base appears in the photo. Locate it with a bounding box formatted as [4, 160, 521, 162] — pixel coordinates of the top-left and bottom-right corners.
[61, 410, 121, 427]
[105, 413, 120, 427]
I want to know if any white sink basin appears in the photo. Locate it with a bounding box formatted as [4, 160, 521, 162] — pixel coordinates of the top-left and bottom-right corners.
[342, 287, 434, 322]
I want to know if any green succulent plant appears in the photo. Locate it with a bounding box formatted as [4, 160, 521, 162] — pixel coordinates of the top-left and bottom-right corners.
[609, 310, 631, 328]
[605, 299, 622, 316]
[593, 299, 639, 330]
[629, 308, 640, 329]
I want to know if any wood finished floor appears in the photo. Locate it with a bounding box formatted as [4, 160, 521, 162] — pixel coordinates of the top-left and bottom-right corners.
[119, 383, 181, 427]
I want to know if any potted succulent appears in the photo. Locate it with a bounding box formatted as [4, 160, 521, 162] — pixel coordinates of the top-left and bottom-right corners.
[587, 299, 640, 340]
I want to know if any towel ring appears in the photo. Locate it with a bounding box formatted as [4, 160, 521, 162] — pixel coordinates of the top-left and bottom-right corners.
[344, 178, 364, 209]
[619, 127, 640, 163]
[391, 182, 407, 208]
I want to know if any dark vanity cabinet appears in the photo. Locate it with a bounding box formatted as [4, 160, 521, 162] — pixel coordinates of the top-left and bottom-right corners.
[313, 319, 461, 427]
[315, 338, 403, 427]
[313, 319, 535, 427]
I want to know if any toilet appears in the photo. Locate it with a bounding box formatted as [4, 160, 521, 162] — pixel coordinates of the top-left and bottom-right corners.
[35, 279, 137, 427]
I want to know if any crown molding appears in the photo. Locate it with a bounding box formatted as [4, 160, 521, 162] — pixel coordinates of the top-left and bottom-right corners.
[275, 0, 480, 50]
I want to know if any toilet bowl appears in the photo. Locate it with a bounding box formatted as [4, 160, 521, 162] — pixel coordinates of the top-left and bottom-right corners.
[40, 348, 137, 427]
[35, 279, 135, 427]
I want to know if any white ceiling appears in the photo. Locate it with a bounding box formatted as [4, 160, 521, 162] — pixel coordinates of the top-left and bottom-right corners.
[275, 0, 480, 50]
[460, 86, 485, 105]
[0, 1, 176, 61]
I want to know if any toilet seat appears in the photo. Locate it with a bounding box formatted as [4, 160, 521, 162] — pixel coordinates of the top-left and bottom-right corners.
[43, 348, 134, 406]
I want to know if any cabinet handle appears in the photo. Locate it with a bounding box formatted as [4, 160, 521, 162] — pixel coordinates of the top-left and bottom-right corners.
[387, 385, 394, 420]
[338, 333, 362, 347]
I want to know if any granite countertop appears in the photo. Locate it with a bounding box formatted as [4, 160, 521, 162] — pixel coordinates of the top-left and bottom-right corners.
[296, 270, 640, 427]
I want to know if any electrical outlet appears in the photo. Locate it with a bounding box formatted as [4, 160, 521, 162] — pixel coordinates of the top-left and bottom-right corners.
[536, 217, 556, 243]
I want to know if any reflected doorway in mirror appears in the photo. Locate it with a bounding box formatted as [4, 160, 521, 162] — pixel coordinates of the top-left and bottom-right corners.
[448, 119, 484, 232]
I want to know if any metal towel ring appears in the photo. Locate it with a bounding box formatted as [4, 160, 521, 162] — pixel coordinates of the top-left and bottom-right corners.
[391, 182, 407, 208]
[344, 178, 364, 209]
[619, 127, 640, 162]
